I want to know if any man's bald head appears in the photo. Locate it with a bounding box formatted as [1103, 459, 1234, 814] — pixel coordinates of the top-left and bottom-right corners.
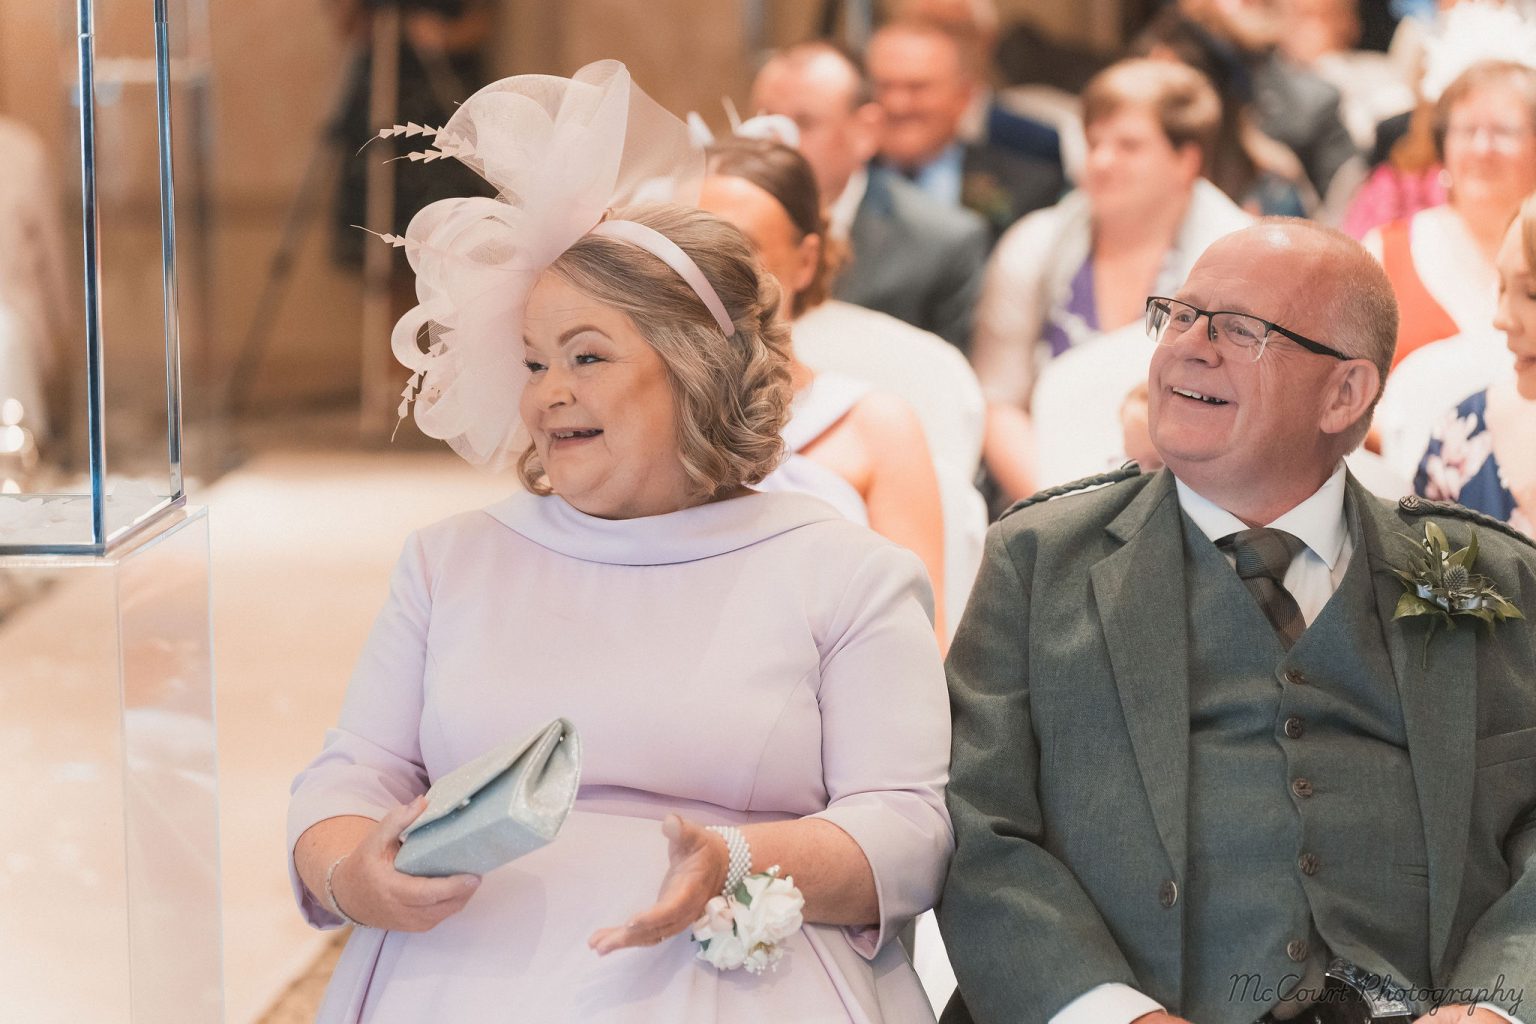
[1148, 218, 1397, 521]
[1214, 218, 1398, 402]
[754, 41, 868, 112]
[751, 43, 883, 203]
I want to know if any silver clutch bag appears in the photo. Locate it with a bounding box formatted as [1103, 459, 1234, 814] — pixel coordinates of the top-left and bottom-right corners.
[394, 717, 581, 877]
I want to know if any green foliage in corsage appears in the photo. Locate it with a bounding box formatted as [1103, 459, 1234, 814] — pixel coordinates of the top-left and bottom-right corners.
[1390, 522, 1522, 658]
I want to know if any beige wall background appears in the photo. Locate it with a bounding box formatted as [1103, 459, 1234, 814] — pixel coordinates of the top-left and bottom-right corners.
[0, 0, 1121, 475]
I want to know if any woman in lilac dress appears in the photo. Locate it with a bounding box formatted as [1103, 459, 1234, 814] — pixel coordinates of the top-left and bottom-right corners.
[287, 64, 950, 1024]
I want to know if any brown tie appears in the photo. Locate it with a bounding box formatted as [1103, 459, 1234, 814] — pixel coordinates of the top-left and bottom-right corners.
[1218, 528, 1308, 650]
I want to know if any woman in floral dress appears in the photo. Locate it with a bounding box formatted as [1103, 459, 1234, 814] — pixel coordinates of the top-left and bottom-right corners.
[1415, 191, 1536, 536]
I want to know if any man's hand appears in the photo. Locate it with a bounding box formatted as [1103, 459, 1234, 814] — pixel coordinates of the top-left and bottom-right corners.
[1414, 1007, 1511, 1023]
[1133, 1013, 1195, 1024]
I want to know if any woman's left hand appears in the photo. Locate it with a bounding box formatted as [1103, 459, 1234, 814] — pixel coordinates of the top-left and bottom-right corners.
[588, 814, 727, 955]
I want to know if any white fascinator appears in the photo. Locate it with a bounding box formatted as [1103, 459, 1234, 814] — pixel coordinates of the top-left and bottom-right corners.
[377, 60, 708, 467]
[1419, 1, 1536, 101]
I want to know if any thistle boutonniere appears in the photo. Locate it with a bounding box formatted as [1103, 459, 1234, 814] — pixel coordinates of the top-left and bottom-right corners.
[960, 170, 1013, 230]
[1390, 521, 1523, 659]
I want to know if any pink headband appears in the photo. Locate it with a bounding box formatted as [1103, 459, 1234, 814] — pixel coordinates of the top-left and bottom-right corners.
[589, 220, 737, 337]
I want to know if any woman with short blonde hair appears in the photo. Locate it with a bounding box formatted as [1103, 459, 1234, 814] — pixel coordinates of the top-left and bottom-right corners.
[970, 56, 1251, 502]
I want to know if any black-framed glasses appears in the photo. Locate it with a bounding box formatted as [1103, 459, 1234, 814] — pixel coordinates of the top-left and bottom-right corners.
[1145, 297, 1352, 362]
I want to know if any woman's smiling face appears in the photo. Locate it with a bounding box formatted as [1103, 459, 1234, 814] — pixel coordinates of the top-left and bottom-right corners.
[520, 272, 693, 519]
[1492, 215, 1536, 400]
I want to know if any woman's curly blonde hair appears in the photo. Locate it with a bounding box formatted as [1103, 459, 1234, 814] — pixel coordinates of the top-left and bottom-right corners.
[516, 202, 795, 501]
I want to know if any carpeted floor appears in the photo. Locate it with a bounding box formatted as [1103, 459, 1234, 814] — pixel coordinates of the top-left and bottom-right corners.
[254, 930, 348, 1023]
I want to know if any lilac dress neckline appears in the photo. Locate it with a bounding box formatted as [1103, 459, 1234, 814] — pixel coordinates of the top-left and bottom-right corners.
[482, 488, 843, 566]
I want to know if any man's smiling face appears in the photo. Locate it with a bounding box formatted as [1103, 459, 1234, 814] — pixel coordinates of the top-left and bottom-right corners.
[1148, 226, 1351, 498]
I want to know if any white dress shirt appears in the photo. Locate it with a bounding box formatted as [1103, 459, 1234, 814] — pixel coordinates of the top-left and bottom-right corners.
[1050, 464, 1524, 1024]
[905, 142, 966, 208]
[1176, 463, 1352, 624]
[827, 166, 868, 243]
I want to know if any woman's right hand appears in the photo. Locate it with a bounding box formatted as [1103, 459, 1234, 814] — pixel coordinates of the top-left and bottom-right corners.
[329, 797, 482, 932]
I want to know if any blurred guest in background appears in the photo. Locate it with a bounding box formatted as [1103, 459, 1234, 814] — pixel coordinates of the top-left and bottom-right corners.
[891, 0, 1069, 174]
[1341, 93, 1448, 240]
[700, 138, 951, 642]
[751, 42, 989, 348]
[1415, 189, 1536, 534]
[866, 19, 1065, 242]
[1119, 380, 1161, 472]
[0, 114, 70, 445]
[1173, 0, 1364, 207]
[991, 18, 1111, 184]
[1364, 60, 1536, 368]
[326, 0, 494, 268]
[1282, 0, 1416, 153]
[970, 59, 1250, 503]
[1134, 9, 1318, 217]
[1341, 1, 1536, 239]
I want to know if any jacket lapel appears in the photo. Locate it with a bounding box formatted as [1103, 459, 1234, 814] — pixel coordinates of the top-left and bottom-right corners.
[1353, 476, 1477, 981]
[1090, 470, 1192, 877]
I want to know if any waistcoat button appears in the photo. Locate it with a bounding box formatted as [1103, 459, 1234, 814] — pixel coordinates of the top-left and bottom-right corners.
[1283, 669, 1308, 686]
[1291, 777, 1314, 799]
[1286, 938, 1309, 962]
[1284, 716, 1305, 739]
[1159, 880, 1178, 908]
[1298, 853, 1320, 876]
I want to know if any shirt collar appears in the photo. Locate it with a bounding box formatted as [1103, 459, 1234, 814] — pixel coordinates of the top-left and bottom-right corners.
[1174, 462, 1349, 571]
[827, 165, 869, 242]
[908, 142, 966, 205]
[958, 87, 991, 143]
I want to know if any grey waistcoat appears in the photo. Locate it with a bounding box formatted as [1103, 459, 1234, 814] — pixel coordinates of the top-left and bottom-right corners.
[1179, 507, 1430, 1023]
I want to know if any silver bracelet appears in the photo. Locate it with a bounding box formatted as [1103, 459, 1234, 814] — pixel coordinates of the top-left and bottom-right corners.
[324, 854, 365, 928]
[706, 825, 751, 898]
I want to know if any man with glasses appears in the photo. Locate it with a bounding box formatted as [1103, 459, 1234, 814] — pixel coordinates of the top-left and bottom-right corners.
[939, 219, 1536, 1024]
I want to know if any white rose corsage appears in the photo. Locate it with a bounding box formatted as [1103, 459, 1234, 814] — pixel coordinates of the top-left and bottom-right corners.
[689, 866, 805, 974]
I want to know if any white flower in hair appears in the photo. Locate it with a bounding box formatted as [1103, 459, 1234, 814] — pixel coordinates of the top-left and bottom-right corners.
[686, 96, 801, 150]
[1421, 0, 1536, 101]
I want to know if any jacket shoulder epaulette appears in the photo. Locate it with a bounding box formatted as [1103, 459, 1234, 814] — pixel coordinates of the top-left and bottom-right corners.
[1396, 494, 1536, 550]
[1000, 462, 1144, 520]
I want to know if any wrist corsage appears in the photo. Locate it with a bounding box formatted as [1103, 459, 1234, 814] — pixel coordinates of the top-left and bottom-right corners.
[1390, 521, 1523, 658]
[690, 866, 805, 974]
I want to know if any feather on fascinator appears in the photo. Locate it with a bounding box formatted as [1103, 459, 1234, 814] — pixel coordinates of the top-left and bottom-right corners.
[377, 60, 705, 467]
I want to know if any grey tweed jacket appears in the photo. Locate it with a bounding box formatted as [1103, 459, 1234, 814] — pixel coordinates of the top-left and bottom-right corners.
[938, 469, 1536, 1024]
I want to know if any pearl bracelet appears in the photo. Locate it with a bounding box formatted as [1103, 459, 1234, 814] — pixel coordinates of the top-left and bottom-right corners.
[324, 854, 365, 928]
[706, 825, 751, 898]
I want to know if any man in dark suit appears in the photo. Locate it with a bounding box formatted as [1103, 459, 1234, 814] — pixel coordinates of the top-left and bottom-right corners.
[866, 19, 1064, 243]
[752, 41, 989, 349]
[940, 219, 1536, 1024]
[1178, 0, 1361, 202]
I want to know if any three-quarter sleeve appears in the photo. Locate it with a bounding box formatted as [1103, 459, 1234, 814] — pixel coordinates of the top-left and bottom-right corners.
[286, 531, 435, 927]
[810, 542, 954, 958]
